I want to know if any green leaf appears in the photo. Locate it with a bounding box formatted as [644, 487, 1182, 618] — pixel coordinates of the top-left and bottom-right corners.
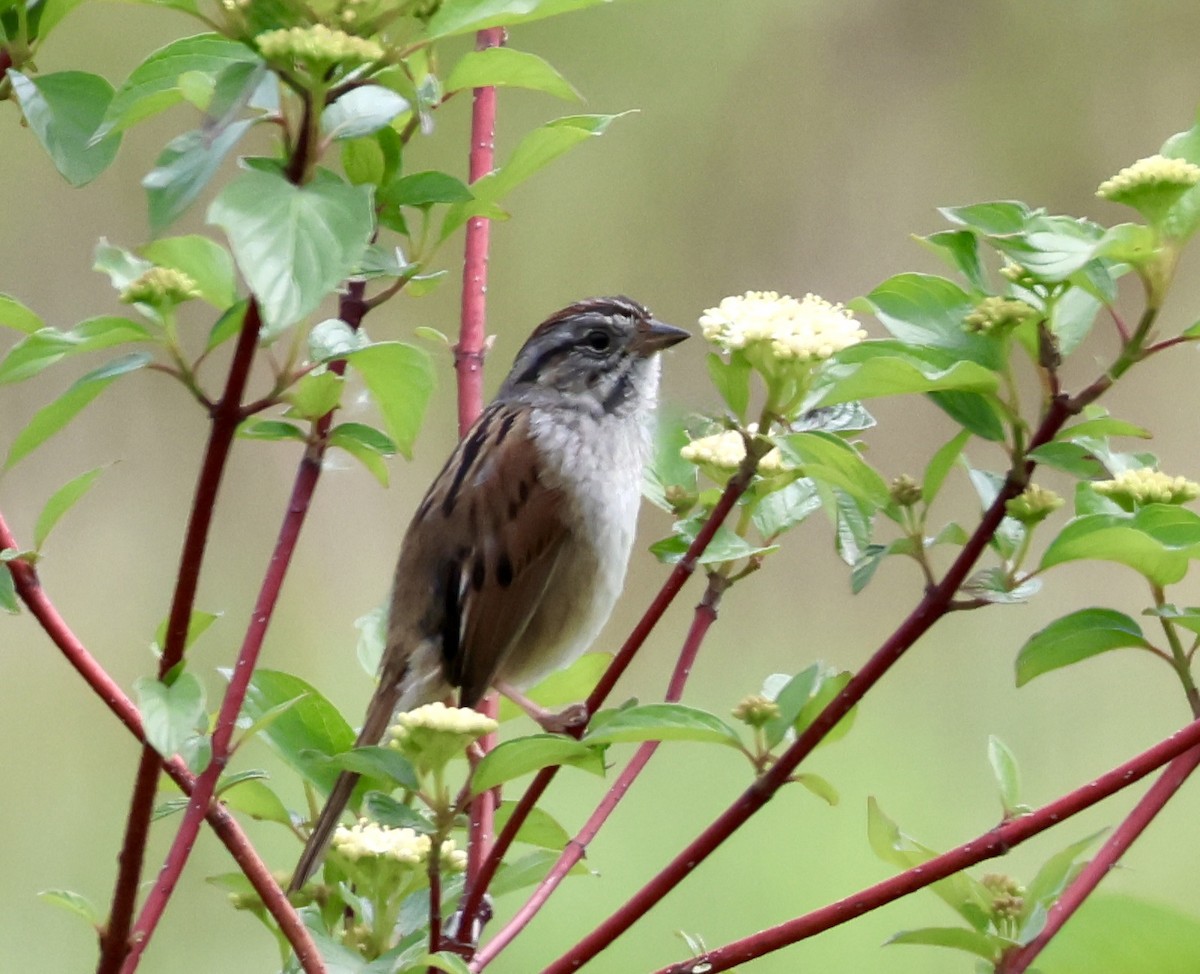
[0, 329, 80, 384]
[208, 168, 374, 333]
[793, 772, 839, 806]
[1056, 414, 1150, 443]
[1016, 608, 1152, 686]
[751, 478, 822, 538]
[219, 777, 293, 827]
[1146, 604, 1200, 638]
[135, 671, 207, 759]
[442, 114, 625, 238]
[0, 564, 18, 614]
[773, 431, 890, 507]
[446, 47, 580, 101]
[98, 34, 260, 139]
[1040, 506, 1200, 586]
[153, 609, 220, 654]
[5, 352, 151, 469]
[939, 200, 1032, 235]
[867, 798, 992, 928]
[1049, 285, 1102, 357]
[239, 419, 307, 442]
[649, 521, 778, 566]
[343, 342, 435, 458]
[35, 0, 91, 39]
[584, 704, 743, 748]
[927, 390, 1006, 441]
[0, 294, 45, 334]
[793, 669, 856, 748]
[915, 229, 988, 291]
[206, 300, 247, 352]
[705, 352, 751, 419]
[144, 119, 257, 235]
[329, 423, 398, 486]
[497, 651, 609, 722]
[285, 371, 343, 420]
[885, 927, 999, 962]
[420, 951, 473, 974]
[241, 670, 355, 795]
[33, 466, 105, 550]
[493, 801, 570, 850]
[1025, 830, 1105, 910]
[362, 792, 435, 832]
[1026, 442, 1107, 479]
[93, 239, 152, 292]
[38, 889, 101, 928]
[322, 86, 409, 141]
[342, 136, 386, 187]
[987, 735, 1022, 815]
[8, 70, 121, 186]
[381, 171, 474, 208]
[141, 235, 237, 308]
[309, 318, 369, 362]
[810, 342, 999, 407]
[1039, 893, 1200, 974]
[855, 273, 1000, 369]
[923, 429, 971, 505]
[488, 848, 589, 898]
[314, 745, 420, 791]
[471, 735, 605, 794]
[425, 0, 626, 38]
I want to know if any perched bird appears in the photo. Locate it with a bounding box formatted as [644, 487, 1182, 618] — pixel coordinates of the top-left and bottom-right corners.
[289, 296, 688, 890]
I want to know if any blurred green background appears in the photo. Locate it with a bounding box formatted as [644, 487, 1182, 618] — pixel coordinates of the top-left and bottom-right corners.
[4, 0, 1200, 971]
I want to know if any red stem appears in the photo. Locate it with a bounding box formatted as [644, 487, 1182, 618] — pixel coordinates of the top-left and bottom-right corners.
[0, 512, 324, 973]
[651, 719, 1200, 973]
[457, 25, 504, 939]
[542, 397, 1077, 974]
[472, 575, 727, 970]
[96, 299, 263, 974]
[998, 741, 1200, 974]
[117, 284, 371, 971]
[455, 468, 755, 933]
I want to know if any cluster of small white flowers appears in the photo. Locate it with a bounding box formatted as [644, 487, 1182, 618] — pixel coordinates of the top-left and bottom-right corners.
[332, 819, 430, 864]
[1093, 467, 1200, 506]
[441, 841, 468, 873]
[680, 430, 784, 474]
[1097, 154, 1200, 201]
[392, 702, 498, 737]
[699, 291, 865, 362]
[256, 24, 383, 64]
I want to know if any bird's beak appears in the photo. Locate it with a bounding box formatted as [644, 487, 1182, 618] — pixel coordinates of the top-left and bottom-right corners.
[633, 318, 690, 354]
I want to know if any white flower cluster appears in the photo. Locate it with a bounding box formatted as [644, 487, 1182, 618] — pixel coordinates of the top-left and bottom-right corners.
[1097, 154, 1200, 202]
[256, 24, 383, 64]
[1093, 467, 1200, 507]
[699, 291, 866, 362]
[680, 430, 784, 474]
[392, 702, 498, 737]
[333, 819, 430, 864]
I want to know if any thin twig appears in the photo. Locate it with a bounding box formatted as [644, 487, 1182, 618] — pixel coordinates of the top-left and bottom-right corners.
[541, 396, 1079, 974]
[997, 740, 1200, 974]
[96, 299, 264, 974]
[0, 512, 324, 973]
[651, 719, 1200, 974]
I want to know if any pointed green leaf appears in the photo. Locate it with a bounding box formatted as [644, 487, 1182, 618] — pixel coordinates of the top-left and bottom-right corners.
[38, 889, 101, 928]
[1040, 506, 1200, 586]
[98, 34, 260, 139]
[705, 351, 751, 419]
[0, 565, 18, 614]
[425, 0, 627, 39]
[584, 703, 743, 748]
[1025, 830, 1106, 910]
[8, 70, 120, 186]
[915, 229, 988, 291]
[885, 927, 999, 961]
[446, 47, 580, 101]
[493, 801, 571, 850]
[238, 419, 307, 442]
[322, 86, 409, 141]
[34, 466, 105, 550]
[208, 168, 374, 333]
[0, 294, 45, 334]
[144, 119, 256, 234]
[774, 431, 890, 507]
[135, 671, 207, 758]
[313, 745, 419, 791]
[5, 352, 151, 468]
[361, 792, 435, 832]
[923, 429, 971, 505]
[219, 777, 292, 826]
[810, 343, 999, 407]
[471, 735, 605, 794]
[987, 735, 1022, 814]
[1016, 608, 1151, 686]
[343, 342, 435, 458]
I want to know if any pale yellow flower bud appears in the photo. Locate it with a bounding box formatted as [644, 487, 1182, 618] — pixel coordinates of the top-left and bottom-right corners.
[889, 475, 922, 508]
[1097, 154, 1200, 226]
[256, 25, 383, 66]
[331, 819, 431, 863]
[120, 266, 201, 307]
[1005, 484, 1064, 524]
[1093, 467, 1200, 508]
[679, 430, 784, 482]
[389, 702, 497, 773]
[963, 296, 1037, 334]
[731, 694, 780, 728]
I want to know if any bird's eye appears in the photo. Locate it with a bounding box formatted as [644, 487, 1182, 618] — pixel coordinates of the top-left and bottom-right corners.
[584, 329, 612, 352]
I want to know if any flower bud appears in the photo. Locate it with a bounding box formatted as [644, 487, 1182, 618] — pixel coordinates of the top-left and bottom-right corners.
[731, 694, 780, 728]
[963, 296, 1037, 335]
[1005, 484, 1064, 524]
[889, 475, 922, 508]
[1097, 154, 1200, 225]
[120, 266, 201, 308]
[1093, 467, 1200, 508]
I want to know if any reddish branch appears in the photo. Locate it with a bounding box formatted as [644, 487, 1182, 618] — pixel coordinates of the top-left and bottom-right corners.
[999, 740, 1200, 973]
[97, 299, 264, 974]
[541, 395, 1079, 973]
[651, 718, 1200, 973]
[0, 512, 323, 973]
[456, 25, 504, 940]
[472, 575, 729, 970]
